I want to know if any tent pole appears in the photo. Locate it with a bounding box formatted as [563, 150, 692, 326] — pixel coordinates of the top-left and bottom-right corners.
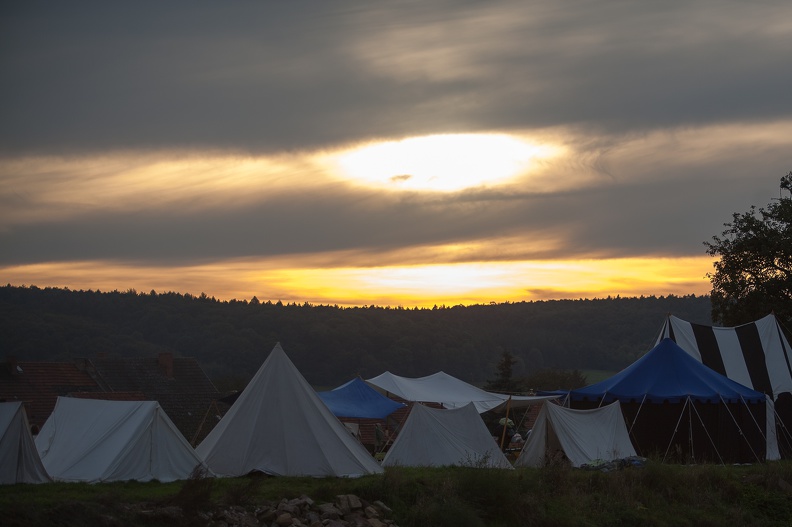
[499, 396, 513, 451]
[378, 403, 411, 454]
[736, 395, 767, 443]
[722, 395, 762, 463]
[596, 391, 609, 409]
[664, 397, 689, 463]
[628, 394, 647, 435]
[689, 398, 694, 463]
[626, 394, 647, 454]
[689, 399, 725, 465]
[191, 400, 219, 446]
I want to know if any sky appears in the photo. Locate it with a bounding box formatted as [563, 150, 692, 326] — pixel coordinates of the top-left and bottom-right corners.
[2, 1, 791, 308]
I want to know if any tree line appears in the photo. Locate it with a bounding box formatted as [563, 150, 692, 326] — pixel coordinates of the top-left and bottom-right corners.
[0, 285, 712, 389]
[3, 173, 790, 392]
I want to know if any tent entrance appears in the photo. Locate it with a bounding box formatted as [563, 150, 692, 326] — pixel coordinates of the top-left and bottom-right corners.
[543, 420, 569, 466]
[608, 397, 767, 464]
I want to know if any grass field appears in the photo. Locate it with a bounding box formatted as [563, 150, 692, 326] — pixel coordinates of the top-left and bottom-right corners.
[581, 369, 616, 384]
[3, 461, 792, 526]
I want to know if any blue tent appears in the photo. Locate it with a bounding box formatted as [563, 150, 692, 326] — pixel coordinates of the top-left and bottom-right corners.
[318, 378, 406, 419]
[569, 338, 766, 404]
[566, 339, 768, 463]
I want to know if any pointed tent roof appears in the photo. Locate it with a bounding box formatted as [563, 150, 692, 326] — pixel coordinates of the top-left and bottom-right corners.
[382, 402, 513, 469]
[35, 397, 207, 483]
[366, 371, 557, 413]
[196, 343, 383, 477]
[568, 338, 766, 404]
[317, 377, 406, 419]
[515, 401, 636, 468]
[0, 402, 51, 484]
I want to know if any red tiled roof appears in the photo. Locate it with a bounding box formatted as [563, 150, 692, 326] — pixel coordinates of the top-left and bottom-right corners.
[0, 361, 101, 430]
[86, 355, 223, 445]
[1, 355, 225, 445]
[70, 391, 148, 401]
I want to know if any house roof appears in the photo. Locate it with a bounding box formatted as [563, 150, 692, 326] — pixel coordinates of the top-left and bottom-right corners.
[0, 361, 101, 430]
[1, 354, 224, 445]
[85, 354, 223, 445]
[70, 391, 148, 401]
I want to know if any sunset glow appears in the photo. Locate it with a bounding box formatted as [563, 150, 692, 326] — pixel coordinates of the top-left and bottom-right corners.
[3, 256, 714, 308]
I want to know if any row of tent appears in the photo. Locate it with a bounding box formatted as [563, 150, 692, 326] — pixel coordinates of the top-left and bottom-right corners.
[3, 314, 792, 483]
[0, 343, 620, 484]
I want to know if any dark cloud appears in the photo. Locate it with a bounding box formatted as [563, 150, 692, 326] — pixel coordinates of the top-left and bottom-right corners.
[0, 160, 778, 267]
[2, 1, 792, 154]
[2, 0, 791, 282]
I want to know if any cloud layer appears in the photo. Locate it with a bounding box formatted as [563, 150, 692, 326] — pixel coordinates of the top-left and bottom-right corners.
[2, 1, 791, 303]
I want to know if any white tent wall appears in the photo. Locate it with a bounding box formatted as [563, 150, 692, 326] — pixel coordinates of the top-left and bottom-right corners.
[35, 397, 207, 483]
[0, 402, 50, 484]
[382, 403, 513, 469]
[196, 343, 383, 478]
[515, 401, 636, 468]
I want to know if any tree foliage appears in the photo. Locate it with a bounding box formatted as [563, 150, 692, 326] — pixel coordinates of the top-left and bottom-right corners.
[0, 285, 712, 387]
[484, 350, 521, 393]
[705, 173, 792, 327]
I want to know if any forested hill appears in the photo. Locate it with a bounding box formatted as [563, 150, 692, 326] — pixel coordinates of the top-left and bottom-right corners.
[0, 285, 712, 388]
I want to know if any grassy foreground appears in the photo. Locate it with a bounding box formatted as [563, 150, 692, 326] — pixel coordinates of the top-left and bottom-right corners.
[3, 461, 792, 526]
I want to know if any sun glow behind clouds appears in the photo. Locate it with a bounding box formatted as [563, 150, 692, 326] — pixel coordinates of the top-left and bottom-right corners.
[327, 133, 559, 191]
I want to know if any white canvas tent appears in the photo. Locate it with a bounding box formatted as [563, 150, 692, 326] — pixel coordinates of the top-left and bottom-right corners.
[515, 401, 636, 468]
[35, 397, 207, 483]
[196, 343, 383, 477]
[382, 403, 513, 469]
[366, 371, 558, 413]
[0, 402, 50, 484]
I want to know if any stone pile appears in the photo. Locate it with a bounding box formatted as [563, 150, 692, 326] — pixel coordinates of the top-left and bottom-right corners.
[198, 494, 398, 527]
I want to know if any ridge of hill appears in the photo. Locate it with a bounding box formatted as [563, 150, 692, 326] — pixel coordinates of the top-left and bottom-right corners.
[0, 285, 712, 388]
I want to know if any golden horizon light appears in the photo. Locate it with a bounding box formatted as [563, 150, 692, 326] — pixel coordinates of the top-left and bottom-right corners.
[1, 255, 714, 308]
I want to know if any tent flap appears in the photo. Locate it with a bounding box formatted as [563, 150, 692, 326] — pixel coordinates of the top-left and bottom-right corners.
[516, 401, 636, 468]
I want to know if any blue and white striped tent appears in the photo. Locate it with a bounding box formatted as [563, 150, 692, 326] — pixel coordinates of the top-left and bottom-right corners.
[658, 314, 792, 400]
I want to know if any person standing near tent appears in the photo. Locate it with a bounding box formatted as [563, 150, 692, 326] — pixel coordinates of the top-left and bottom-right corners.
[375, 423, 391, 451]
[492, 418, 515, 451]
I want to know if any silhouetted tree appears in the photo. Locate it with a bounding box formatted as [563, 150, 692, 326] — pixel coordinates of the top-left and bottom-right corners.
[705, 173, 792, 326]
[485, 350, 524, 393]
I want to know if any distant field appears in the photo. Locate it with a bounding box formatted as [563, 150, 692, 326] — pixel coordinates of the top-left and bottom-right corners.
[581, 369, 616, 384]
